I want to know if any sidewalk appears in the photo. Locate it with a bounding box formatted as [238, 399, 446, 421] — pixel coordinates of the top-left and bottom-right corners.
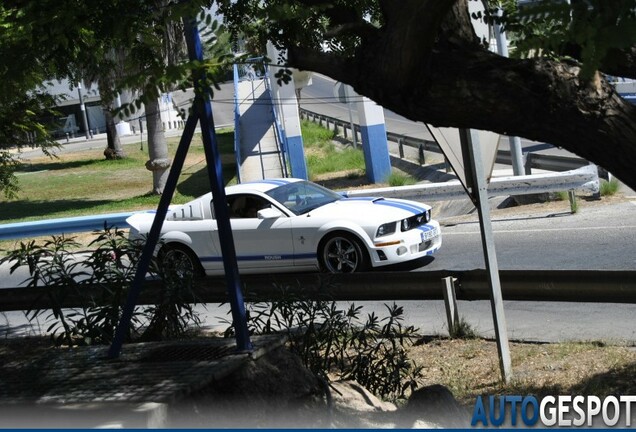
[0, 334, 286, 428]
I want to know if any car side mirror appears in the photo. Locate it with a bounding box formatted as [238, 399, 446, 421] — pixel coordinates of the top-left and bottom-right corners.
[257, 207, 283, 219]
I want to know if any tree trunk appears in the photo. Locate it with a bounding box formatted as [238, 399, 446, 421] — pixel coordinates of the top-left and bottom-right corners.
[103, 108, 126, 160]
[285, 0, 636, 191]
[144, 96, 171, 195]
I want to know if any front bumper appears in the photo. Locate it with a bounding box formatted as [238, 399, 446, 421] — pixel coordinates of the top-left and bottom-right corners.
[370, 220, 442, 267]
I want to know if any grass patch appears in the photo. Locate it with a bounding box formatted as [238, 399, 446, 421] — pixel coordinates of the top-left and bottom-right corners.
[2, 120, 367, 225]
[301, 119, 336, 144]
[600, 178, 620, 196]
[1, 131, 236, 223]
[302, 120, 365, 180]
[387, 171, 417, 187]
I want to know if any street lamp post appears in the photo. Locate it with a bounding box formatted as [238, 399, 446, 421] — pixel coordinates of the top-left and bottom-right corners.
[78, 83, 91, 140]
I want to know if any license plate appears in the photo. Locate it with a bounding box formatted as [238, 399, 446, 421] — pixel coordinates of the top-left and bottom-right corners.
[420, 227, 438, 242]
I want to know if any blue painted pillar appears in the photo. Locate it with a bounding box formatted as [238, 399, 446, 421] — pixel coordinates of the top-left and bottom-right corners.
[108, 18, 253, 359]
[356, 96, 391, 183]
[266, 42, 308, 180]
[184, 20, 252, 352]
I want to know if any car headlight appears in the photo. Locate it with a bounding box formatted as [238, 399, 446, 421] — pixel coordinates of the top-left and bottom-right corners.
[415, 209, 431, 225]
[401, 210, 431, 232]
[376, 222, 397, 238]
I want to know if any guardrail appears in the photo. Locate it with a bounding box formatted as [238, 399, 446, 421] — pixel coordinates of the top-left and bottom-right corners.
[343, 163, 599, 201]
[1, 269, 634, 312]
[300, 108, 589, 173]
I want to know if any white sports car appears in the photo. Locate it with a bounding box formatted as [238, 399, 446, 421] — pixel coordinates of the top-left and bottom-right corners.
[127, 178, 442, 275]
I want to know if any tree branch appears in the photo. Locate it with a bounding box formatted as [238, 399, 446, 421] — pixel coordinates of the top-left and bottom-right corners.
[324, 21, 377, 40]
[282, 0, 636, 189]
[287, 45, 355, 84]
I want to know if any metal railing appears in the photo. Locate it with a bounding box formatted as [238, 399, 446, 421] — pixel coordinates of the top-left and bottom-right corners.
[262, 63, 289, 178]
[234, 59, 288, 180]
[300, 108, 590, 173]
[1, 269, 634, 312]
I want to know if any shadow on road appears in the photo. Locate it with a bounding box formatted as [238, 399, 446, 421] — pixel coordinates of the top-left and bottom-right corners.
[377, 256, 436, 272]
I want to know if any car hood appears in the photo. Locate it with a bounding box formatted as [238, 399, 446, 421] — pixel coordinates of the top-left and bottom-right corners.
[309, 197, 430, 221]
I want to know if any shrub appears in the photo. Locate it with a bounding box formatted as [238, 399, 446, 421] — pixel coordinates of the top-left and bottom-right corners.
[0, 226, 201, 346]
[449, 317, 478, 340]
[223, 285, 423, 402]
[600, 178, 620, 196]
[387, 172, 417, 187]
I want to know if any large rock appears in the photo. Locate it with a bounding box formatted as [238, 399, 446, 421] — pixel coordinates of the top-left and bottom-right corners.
[167, 347, 468, 429]
[329, 380, 397, 413]
[167, 346, 329, 428]
[398, 384, 472, 428]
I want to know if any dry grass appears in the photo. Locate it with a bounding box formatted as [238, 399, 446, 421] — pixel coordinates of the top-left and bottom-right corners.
[410, 337, 636, 405]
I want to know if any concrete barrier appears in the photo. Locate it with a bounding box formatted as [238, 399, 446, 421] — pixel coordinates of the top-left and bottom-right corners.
[0, 211, 154, 241]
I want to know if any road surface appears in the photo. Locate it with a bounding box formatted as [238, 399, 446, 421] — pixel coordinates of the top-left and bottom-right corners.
[2, 198, 635, 343]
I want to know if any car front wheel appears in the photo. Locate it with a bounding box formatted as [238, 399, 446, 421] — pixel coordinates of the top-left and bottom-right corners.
[319, 233, 369, 273]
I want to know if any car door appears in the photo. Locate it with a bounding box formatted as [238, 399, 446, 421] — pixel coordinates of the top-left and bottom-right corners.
[220, 194, 295, 271]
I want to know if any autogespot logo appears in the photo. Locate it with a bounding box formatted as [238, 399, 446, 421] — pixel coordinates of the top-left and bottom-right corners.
[471, 395, 636, 427]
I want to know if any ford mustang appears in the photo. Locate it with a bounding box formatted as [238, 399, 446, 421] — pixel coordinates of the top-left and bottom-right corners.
[126, 178, 441, 275]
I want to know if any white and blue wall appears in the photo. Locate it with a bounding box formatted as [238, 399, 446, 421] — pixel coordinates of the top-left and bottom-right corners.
[356, 96, 392, 183]
[266, 43, 308, 180]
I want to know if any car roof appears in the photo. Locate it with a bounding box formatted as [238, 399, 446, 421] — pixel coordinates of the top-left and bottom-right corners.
[225, 178, 304, 195]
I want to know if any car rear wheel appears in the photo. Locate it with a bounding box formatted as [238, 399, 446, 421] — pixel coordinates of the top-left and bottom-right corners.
[159, 244, 204, 281]
[319, 233, 369, 273]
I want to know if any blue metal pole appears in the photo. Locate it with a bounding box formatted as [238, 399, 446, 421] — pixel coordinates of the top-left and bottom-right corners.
[108, 114, 199, 358]
[183, 18, 252, 352]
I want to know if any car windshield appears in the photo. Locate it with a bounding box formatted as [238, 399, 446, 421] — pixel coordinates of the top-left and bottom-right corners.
[266, 181, 343, 215]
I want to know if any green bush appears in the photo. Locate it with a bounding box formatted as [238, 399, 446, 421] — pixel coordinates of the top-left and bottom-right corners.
[0, 227, 201, 346]
[223, 286, 422, 402]
[600, 178, 620, 196]
[387, 172, 417, 186]
[449, 317, 478, 339]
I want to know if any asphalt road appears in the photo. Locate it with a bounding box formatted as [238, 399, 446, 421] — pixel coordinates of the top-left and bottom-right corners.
[2, 199, 635, 343]
[429, 198, 636, 271]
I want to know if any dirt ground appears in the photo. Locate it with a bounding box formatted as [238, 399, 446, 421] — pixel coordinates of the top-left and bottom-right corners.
[409, 336, 636, 405]
[2, 332, 635, 415]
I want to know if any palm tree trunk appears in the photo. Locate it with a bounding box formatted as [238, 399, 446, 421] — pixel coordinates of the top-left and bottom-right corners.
[144, 96, 171, 194]
[103, 108, 126, 159]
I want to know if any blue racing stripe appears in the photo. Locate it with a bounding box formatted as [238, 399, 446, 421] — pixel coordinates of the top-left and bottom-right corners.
[250, 179, 292, 186]
[200, 253, 316, 262]
[374, 199, 425, 214]
[385, 199, 426, 213]
[344, 197, 378, 201]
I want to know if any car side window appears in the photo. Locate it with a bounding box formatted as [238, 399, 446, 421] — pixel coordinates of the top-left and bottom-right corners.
[227, 194, 271, 219]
